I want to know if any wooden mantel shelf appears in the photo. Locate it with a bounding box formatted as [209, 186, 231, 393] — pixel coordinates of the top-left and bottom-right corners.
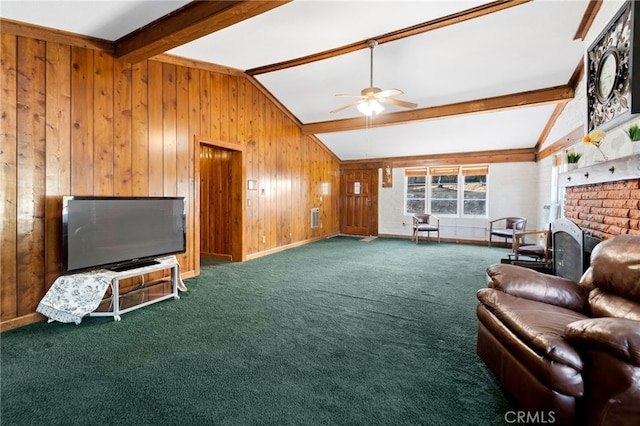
[559, 154, 640, 188]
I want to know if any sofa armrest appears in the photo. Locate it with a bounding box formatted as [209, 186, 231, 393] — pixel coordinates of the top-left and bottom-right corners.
[565, 318, 640, 367]
[486, 263, 589, 313]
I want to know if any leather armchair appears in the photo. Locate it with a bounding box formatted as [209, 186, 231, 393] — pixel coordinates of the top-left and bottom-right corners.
[476, 235, 640, 425]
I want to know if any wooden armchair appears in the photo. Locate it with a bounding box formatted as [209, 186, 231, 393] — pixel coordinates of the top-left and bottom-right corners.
[488, 217, 527, 248]
[512, 229, 551, 265]
[412, 214, 440, 243]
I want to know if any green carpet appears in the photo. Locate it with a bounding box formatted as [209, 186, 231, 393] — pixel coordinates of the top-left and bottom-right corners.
[1, 237, 513, 425]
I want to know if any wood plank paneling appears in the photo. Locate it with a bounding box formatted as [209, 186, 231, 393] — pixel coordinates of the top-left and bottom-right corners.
[147, 60, 163, 196]
[162, 63, 177, 196]
[114, 60, 132, 196]
[93, 51, 114, 196]
[16, 36, 46, 315]
[132, 61, 149, 196]
[44, 42, 71, 288]
[176, 65, 191, 270]
[188, 68, 201, 275]
[0, 32, 341, 329]
[1, 33, 18, 321]
[71, 47, 94, 195]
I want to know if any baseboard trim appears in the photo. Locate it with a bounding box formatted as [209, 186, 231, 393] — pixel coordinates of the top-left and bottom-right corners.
[201, 252, 233, 261]
[245, 233, 340, 261]
[1, 313, 46, 332]
[378, 234, 492, 246]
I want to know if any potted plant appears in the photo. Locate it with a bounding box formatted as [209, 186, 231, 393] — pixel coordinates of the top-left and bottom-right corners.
[625, 124, 640, 154]
[565, 150, 582, 170]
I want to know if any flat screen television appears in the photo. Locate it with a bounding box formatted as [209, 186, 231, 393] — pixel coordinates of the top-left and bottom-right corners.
[62, 196, 186, 273]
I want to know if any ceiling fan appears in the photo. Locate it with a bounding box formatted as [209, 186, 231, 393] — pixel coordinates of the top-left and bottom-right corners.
[331, 40, 418, 116]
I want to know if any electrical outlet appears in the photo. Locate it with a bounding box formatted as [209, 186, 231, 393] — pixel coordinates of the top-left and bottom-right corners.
[262, 235, 266, 244]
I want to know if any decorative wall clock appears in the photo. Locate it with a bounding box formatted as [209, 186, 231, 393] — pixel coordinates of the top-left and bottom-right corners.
[586, 0, 639, 132]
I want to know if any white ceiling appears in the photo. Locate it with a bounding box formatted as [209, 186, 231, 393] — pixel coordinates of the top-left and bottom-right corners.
[1, 0, 597, 161]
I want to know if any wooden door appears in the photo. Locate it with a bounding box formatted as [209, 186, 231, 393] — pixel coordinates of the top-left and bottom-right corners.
[200, 144, 233, 260]
[341, 169, 378, 236]
[197, 138, 246, 265]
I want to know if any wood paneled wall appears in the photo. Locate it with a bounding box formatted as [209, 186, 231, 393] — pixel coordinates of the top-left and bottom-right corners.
[0, 32, 340, 329]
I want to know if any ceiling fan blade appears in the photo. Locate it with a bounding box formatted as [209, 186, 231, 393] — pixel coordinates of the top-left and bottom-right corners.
[335, 93, 367, 99]
[330, 100, 364, 114]
[377, 97, 417, 109]
[376, 88, 403, 98]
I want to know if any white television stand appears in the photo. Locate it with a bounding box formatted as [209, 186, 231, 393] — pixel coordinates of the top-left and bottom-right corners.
[37, 256, 182, 324]
[88, 258, 180, 321]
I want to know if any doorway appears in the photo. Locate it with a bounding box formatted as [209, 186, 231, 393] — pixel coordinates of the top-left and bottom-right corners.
[196, 137, 245, 267]
[341, 169, 378, 236]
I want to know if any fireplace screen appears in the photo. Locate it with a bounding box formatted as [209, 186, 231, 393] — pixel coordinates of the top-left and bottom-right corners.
[552, 218, 584, 282]
[553, 231, 583, 282]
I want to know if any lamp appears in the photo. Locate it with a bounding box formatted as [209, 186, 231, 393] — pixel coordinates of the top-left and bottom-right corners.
[357, 99, 384, 116]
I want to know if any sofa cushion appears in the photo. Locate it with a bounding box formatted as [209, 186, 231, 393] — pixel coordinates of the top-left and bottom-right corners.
[589, 288, 640, 321]
[591, 235, 640, 303]
[486, 264, 589, 313]
[477, 288, 588, 370]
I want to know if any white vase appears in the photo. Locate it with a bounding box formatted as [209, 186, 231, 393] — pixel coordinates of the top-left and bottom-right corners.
[633, 142, 640, 155]
[567, 163, 578, 170]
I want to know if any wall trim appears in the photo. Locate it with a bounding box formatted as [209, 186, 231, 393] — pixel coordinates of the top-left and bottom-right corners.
[1, 313, 46, 332]
[0, 17, 113, 52]
[245, 233, 340, 260]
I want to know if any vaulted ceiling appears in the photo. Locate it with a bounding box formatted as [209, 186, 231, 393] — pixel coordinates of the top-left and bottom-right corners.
[1, 0, 603, 161]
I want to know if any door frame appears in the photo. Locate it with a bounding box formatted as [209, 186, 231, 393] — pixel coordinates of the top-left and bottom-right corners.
[194, 136, 246, 274]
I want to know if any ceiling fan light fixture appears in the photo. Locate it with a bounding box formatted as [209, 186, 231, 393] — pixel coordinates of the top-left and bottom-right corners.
[357, 99, 384, 116]
[331, 39, 416, 116]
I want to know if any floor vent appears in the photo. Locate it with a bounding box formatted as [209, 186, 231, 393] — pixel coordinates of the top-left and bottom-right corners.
[311, 208, 320, 229]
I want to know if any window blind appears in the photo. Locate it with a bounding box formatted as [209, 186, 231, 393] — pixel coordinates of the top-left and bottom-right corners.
[429, 166, 460, 176]
[461, 165, 489, 176]
[405, 168, 427, 177]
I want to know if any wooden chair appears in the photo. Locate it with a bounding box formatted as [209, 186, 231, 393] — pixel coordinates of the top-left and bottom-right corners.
[512, 229, 551, 265]
[412, 214, 440, 243]
[488, 217, 527, 248]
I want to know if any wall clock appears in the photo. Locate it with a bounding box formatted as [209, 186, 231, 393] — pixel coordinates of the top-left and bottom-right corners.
[586, 0, 639, 132]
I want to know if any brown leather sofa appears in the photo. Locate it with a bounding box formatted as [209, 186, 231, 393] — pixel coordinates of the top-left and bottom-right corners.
[476, 235, 640, 425]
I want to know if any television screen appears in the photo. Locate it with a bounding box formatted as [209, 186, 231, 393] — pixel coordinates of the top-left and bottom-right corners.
[63, 196, 186, 273]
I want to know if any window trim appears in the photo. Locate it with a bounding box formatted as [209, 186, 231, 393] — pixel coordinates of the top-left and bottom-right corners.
[404, 165, 488, 218]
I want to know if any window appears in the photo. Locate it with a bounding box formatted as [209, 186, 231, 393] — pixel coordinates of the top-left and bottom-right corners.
[462, 166, 488, 216]
[430, 167, 459, 215]
[405, 165, 488, 217]
[405, 169, 427, 214]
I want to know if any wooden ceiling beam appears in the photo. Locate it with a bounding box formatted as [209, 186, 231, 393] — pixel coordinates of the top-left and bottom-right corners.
[302, 85, 575, 135]
[115, 0, 291, 64]
[537, 126, 583, 161]
[340, 148, 537, 169]
[535, 58, 584, 151]
[574, 0, 603, 40]
[246, 0, 530, 75]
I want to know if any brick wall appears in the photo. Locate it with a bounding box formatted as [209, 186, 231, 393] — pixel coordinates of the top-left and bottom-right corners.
[564, 179, 640, 240]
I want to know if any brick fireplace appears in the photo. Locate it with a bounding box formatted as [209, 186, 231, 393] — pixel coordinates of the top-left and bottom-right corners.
[560, 155, 640, 241]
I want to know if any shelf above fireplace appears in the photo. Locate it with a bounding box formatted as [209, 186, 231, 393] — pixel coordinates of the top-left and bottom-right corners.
[559, 154, 640, 188]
